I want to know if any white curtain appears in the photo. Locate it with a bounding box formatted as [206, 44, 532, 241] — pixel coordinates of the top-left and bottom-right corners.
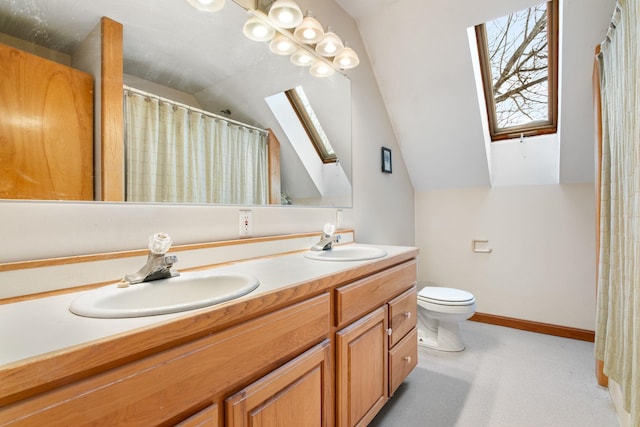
[124, 90, 268, 204]
[595, 0, 640, 424]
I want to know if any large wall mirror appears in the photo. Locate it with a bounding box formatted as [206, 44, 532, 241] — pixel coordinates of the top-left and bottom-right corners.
[0, 0, 352, 207]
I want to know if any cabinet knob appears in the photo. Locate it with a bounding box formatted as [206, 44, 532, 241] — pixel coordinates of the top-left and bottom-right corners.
[404, 312, 411, 319]
[387, 328, 393, 336]
[404, 356, 412, 363]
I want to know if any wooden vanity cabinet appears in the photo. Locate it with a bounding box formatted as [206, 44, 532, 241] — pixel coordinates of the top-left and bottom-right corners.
[0, 254, 419, 427]
[334, 260, 418, 427]
[0, 294, 330, 426]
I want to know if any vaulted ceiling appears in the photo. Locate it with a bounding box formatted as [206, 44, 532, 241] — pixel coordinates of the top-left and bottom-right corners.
[336, 0, 616, 190]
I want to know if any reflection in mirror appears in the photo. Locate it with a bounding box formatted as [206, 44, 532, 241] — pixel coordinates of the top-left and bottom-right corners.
[266, 86, 351, 206]
[124, 87, 269, 205]
[0, 0, 352, 207]
[285, 87, 337, 163]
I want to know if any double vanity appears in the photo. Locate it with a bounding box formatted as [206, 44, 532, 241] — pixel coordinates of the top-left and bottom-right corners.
[0, 234, 418, 426]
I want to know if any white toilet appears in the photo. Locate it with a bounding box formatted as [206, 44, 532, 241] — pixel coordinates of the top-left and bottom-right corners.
[417, 286, 476, 352]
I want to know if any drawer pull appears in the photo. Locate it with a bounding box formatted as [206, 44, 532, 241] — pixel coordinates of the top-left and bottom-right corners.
[404, 356, 412, 363]
[387, 328, 393, 336]
[404, 312, 411, 319]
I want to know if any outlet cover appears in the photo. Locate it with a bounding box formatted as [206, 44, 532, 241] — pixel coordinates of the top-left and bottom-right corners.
[336, 209, 344, 228]
[239, 210, 252, 236]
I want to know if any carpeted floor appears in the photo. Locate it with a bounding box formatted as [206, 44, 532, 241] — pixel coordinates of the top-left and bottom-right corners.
[369, 321, 618, 427]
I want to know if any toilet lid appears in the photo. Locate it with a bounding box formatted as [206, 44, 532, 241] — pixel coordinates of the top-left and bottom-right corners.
[418, 287, 475, 305]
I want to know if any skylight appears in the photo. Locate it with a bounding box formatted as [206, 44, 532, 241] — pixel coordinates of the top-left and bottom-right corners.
[475, 0, 558, 141]
[285, 86, 337, 163]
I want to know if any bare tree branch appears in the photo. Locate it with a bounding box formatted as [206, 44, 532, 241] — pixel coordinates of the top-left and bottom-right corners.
[495, 75, 547, 103]
[482, 3, 550, 128]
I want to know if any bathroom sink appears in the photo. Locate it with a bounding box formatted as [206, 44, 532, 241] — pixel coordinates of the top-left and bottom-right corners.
[304, 245, 387, 262]
[69, 271, 260, 318]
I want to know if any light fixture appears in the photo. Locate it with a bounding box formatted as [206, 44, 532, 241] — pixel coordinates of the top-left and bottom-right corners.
[243, 16, 276, 42]
[185, 0, 225, 12]
[290, 48, 316, 66]
[333, 45, 359, 69]
[315, 29, 344, 57]
[309, 61, 335, 78]
[239, 3, 360, 78]
[269, 33, 297, 55]
[268, 0, 303, 29]
[293, 11, 324, 44]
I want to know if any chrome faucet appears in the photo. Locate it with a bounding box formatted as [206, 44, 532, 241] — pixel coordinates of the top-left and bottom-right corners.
[311, 223, 341, 251]
[120, 233, 179, 287]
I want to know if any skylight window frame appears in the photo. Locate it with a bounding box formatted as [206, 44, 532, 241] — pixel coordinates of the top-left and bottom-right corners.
[285, 88, 338, 164]
[475, 0, 559, 142]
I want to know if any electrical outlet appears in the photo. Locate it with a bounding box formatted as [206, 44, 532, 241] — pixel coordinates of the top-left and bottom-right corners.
[336, 209, 344, 228]
[239, 210, 252, 236]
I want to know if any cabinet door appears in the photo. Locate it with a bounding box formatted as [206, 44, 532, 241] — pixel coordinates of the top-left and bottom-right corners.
[336, 306, 388, 427]
[225, 340, 331, 427]
[0, 43, 93, 200]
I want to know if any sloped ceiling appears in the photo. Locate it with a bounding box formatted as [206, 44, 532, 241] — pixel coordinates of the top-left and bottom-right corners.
[336, 0, 616, 190]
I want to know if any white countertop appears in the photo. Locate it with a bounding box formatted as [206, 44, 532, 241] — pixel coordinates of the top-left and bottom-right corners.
[0, 244, 416, 367]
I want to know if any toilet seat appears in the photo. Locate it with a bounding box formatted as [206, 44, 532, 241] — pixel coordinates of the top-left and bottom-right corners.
[418, 287, 475, 306]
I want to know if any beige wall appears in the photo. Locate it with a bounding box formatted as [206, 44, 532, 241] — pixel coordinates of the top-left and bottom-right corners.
[415, 183, 596, 330]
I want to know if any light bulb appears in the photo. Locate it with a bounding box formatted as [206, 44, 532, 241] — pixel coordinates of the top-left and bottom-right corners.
[269, 34, 296, 55]
[291, 48, 316, 66]
[243, 16, 275, 42]
[268, 0, 303, 29]
[253, 26, 269, 38]
[315, 30, 343, 57]
[277, 10, 294, 25]
[293, 13, 324, 44]
[333, 46, 359, 69]
[186, 0, 225, 12]
[310, 61, 335, 77]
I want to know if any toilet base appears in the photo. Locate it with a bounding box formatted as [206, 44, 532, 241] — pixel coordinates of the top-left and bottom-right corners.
[417, 316, 465, 352]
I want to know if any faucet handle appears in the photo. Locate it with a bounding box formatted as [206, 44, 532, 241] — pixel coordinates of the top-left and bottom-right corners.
[149, 232, 172, 255]
[323, 223, 336, 236]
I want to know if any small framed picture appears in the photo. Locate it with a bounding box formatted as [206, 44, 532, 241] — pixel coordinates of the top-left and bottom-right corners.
[381, 147, 392, 173]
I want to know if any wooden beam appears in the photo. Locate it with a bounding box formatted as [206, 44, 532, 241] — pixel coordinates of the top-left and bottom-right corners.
[267, 129, 281, 205]
[100, 17, 124, 201]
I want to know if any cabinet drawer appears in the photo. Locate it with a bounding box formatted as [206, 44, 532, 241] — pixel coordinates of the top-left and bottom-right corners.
[388, 286, 417, 347]
[1, 294, 330, 426]
[388, 328, 418, 397]
[335, 260, 417, 327]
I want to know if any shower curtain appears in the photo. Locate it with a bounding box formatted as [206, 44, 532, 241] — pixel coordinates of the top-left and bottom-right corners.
[124, 90, 268, 204]
[595, 0, 640, 424]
